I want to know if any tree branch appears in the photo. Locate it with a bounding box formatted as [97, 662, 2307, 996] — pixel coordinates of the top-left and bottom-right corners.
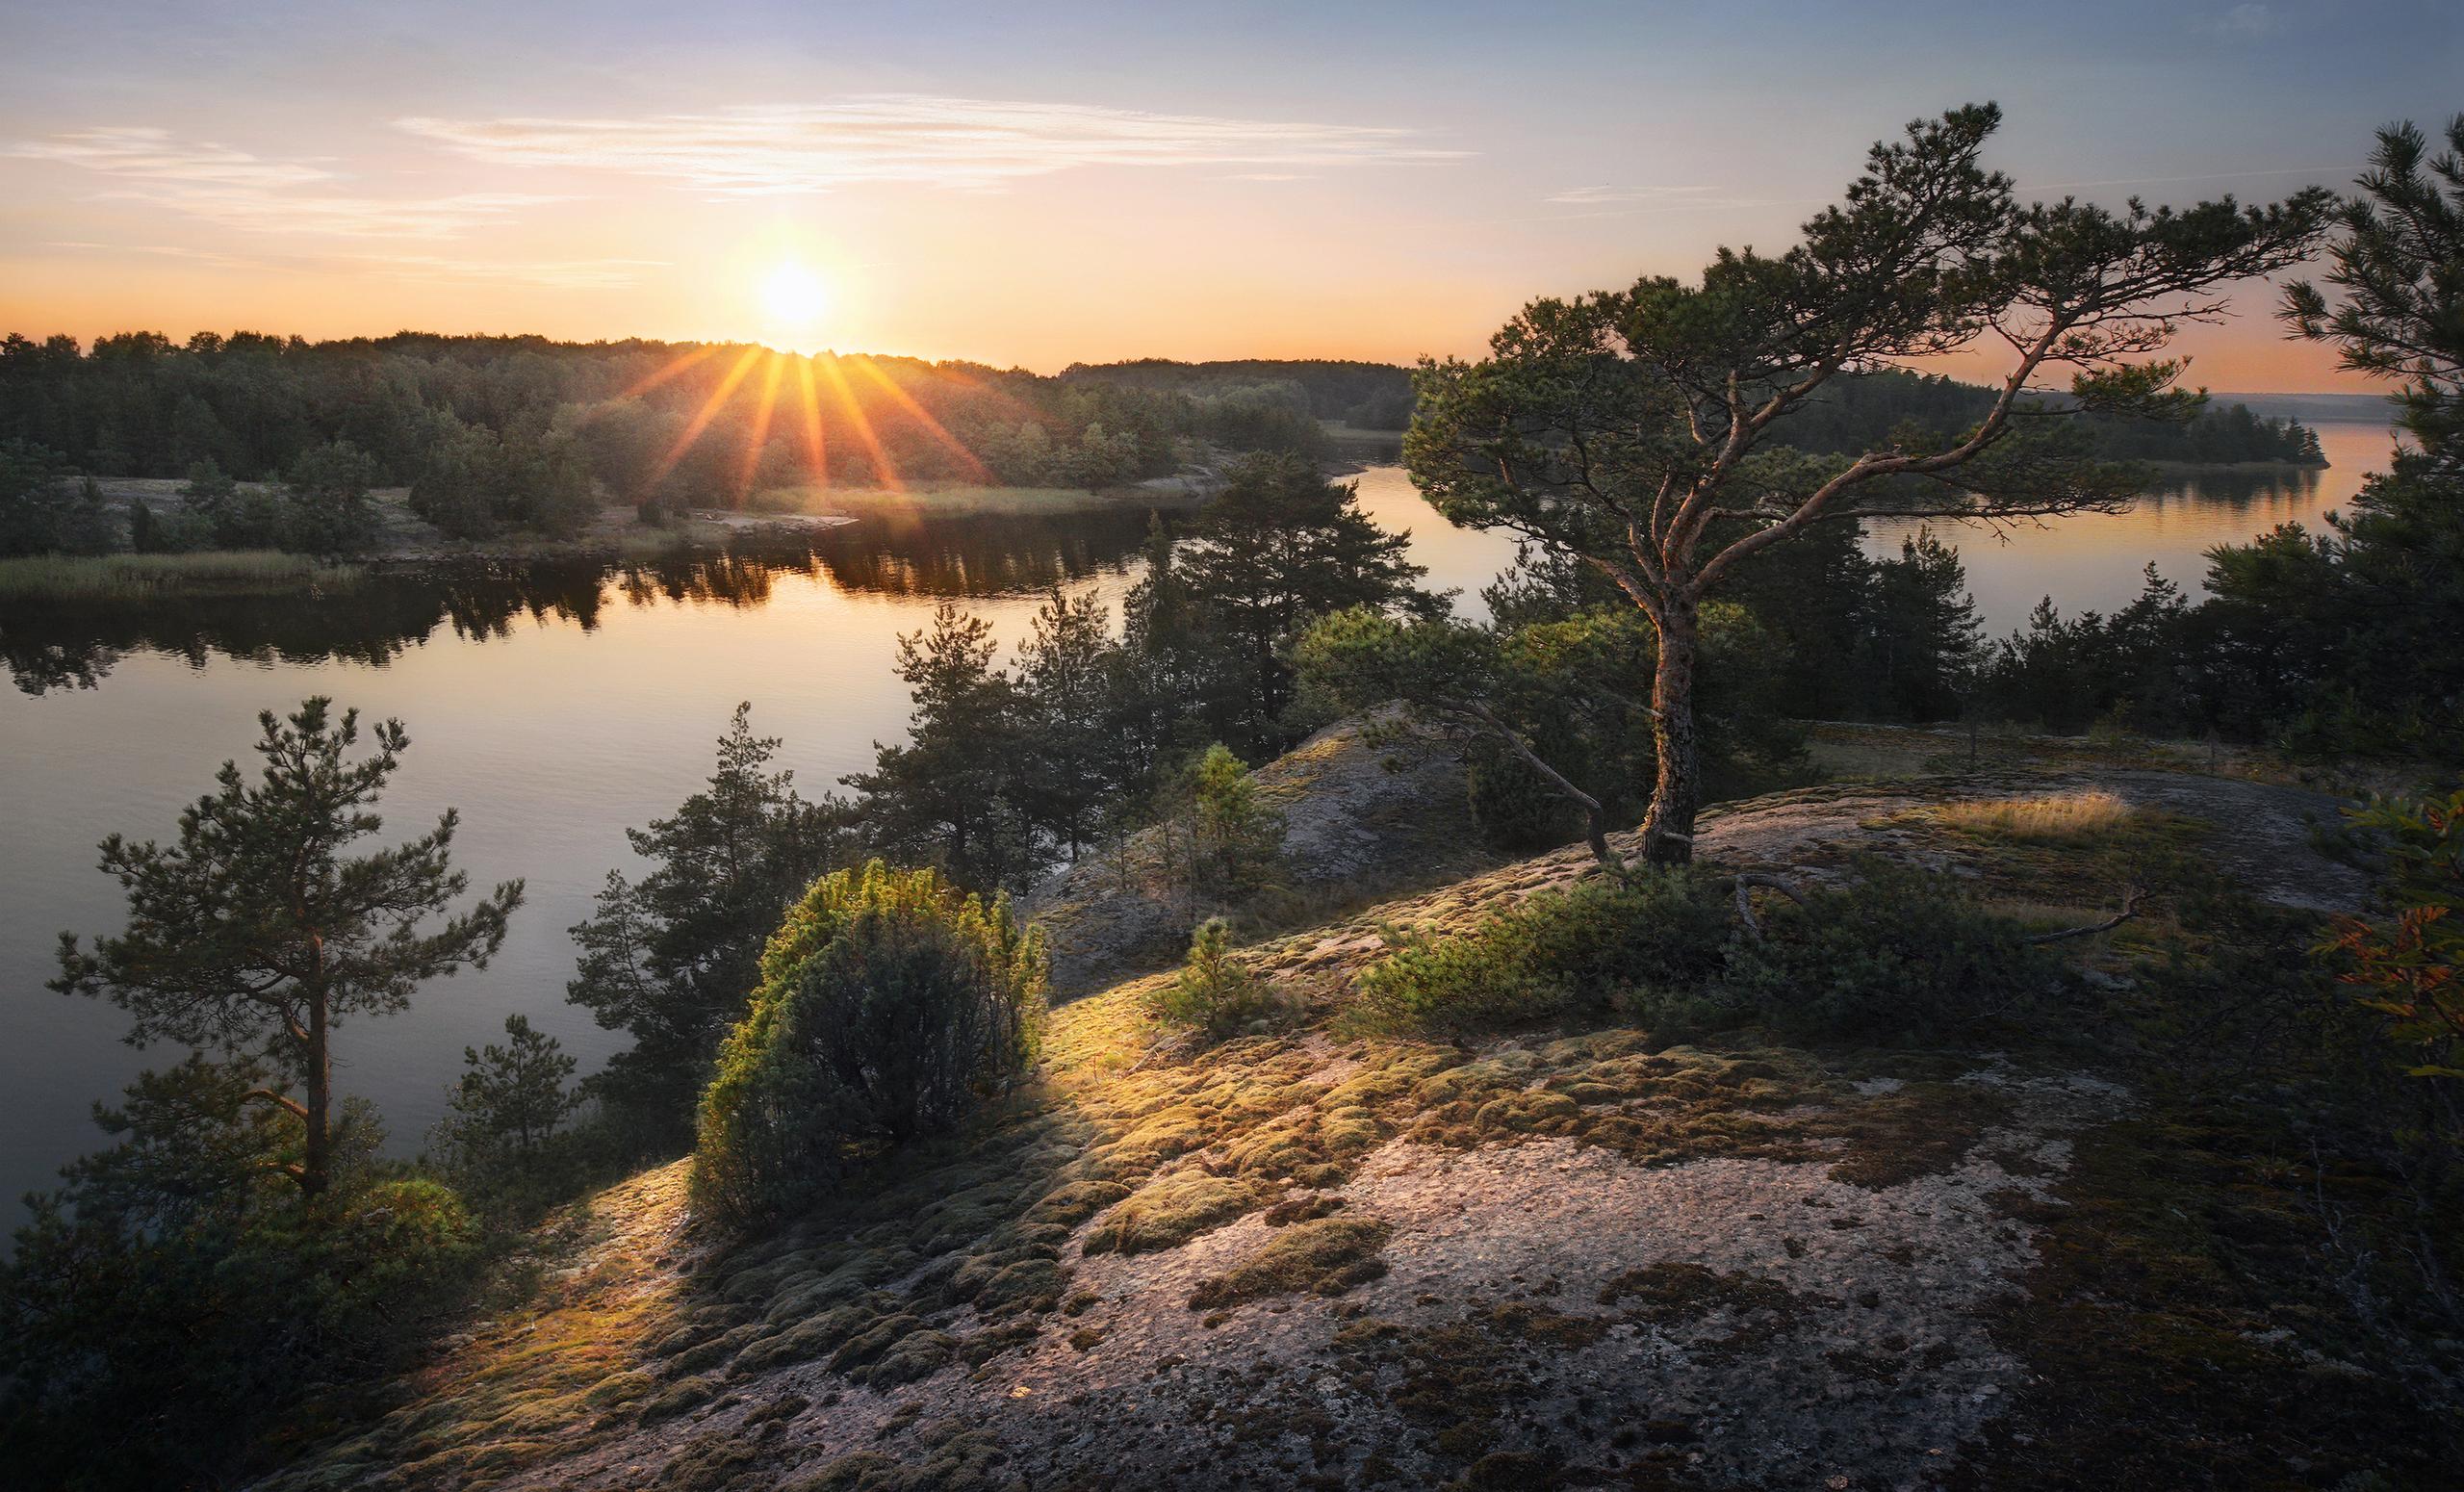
[2025, 885, 2149, 944]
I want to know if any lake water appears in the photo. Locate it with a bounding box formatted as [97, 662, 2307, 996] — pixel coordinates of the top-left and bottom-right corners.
[1866, 420, 2394, 635]
[0, 443, 2392, 1224]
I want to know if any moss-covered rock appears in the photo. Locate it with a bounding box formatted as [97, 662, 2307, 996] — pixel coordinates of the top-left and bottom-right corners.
[1081, 1171, 1261, 1255]
[1187, 1216, 1394, 1309]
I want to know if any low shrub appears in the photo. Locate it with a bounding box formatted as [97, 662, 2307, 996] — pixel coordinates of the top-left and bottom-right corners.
[1353, 867, 1732, 1037]
[1149, 917, 1279, 1039]
[692, 862, 1045, 1229]
[1710, 860, 2066, 1041]
[1464, 740, 1579, 852]
[2322, 786, 2464, 1098]
[1355, 859, 2064, 1042]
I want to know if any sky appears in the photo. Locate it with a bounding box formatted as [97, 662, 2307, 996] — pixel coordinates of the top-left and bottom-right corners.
[0, 0, 2454, 388]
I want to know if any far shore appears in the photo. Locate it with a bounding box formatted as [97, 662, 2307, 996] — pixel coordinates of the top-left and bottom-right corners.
[47, 474, 1219, 579]
[2136, 455, 2333, 474]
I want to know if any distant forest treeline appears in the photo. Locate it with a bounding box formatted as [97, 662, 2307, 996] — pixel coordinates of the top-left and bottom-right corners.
[0, 334, 2318, 505]
[1770, 369, 2327, 465]
[0, 334, 1354, 505]
[1057, 358, 1419, 430]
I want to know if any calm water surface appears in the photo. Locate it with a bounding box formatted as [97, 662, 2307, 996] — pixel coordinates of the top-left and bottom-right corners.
[0, 446, 2391, 1222]
[0, 479, 1516, 1228]
[1866, 420, 2395, 633]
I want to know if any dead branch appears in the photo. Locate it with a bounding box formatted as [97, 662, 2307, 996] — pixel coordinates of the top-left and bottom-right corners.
[2025, 885, 2148, 944]
[1731, 871, 1809, 941]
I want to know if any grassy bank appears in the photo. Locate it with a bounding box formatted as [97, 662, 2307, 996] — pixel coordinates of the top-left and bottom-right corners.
[0, 551, 363, 602]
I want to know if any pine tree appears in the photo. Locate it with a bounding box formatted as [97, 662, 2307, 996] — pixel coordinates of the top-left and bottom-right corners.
[1015, 585, 1131, 860]
[1858, 529, 1983, 721]
[1174, 452, 1430, 743]
[53, 699, 523, 1196]
[1148, 743, 1286, 915]
[569, 703, 851, 1134]
[1119, 510, 1242, 768]
[844, 602, 1040, 892]
[127, 495, 161, 553]
[1411, 104, 2328, 862]
[437, 1014, 581, 1161]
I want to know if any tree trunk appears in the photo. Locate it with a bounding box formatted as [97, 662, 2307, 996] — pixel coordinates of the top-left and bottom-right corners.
[298, 918, 332, 1199]
[1642, 600, 1701, 866]
[302, 984, 331, 1197]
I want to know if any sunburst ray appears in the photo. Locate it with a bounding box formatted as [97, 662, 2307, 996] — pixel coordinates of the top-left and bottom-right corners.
[650, 346, 764, 489]
[815, 351, 902, 491]
[738, 351, 787, 498]
[792, 355, 830, 486]
[850, 356, 989, 481]
[617, 344, 719, 400]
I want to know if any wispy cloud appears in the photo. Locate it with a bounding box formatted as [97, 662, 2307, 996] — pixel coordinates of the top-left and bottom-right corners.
[11, 127, 333, 189]
[8, 126, 560, 239]
[43, 238, 265, 270]
[43, 238, 658, 290]
[398, 94, 1463, 194]
[1542, 185, 1771, 210]
[365, 253, 665, 289]
[2207, 3, 2285, 37]
[144, 190, 559, 240]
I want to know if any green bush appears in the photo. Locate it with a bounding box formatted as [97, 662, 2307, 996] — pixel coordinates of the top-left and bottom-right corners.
[1710, 860, 2064, 1041]
[1355, 867, 1732, 1037]
[1150, 916, 1279, 1039]
[692, 862, 1045, 1229]
[2322, 786, 2464, 1091]
[1354, 860, 2062, 1042]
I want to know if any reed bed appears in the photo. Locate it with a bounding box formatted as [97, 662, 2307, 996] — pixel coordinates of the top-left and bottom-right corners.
[0, 551, 362, 602]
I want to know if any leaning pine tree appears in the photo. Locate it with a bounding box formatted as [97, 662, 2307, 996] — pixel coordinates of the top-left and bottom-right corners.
[1408, 103, 2330, 863]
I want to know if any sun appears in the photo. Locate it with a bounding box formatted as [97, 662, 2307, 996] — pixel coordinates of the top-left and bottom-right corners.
[759, 261, 830, 331]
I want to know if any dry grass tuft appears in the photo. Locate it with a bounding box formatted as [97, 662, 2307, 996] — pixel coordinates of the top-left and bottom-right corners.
[1934, 790, 2135, 841]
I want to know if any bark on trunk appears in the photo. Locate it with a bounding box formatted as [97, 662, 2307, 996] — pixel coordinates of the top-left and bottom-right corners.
[303, 987, 330, 1197]
[1642, 601, 1701, 866]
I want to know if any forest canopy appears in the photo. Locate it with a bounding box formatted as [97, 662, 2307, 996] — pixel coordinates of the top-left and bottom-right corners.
[0, 335, 2318, 513]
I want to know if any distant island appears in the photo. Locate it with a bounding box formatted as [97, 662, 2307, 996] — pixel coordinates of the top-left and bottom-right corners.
[0, 335, 2330, 589]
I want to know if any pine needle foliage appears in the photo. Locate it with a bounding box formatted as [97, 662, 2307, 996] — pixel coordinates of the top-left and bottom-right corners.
[1151, 916, 1278, 1040]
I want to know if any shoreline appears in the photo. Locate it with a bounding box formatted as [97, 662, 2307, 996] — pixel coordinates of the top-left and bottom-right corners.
[2135, 456, 2332, 474]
